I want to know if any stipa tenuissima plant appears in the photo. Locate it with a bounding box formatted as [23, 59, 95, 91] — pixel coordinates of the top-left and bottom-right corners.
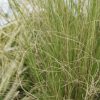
[0, 0, 100, 100]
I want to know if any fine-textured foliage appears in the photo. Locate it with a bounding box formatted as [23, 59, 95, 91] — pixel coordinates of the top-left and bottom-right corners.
[0, 0, 100, 100]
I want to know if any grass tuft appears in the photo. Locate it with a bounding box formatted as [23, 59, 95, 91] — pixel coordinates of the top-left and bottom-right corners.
[0, 0, 100, 100]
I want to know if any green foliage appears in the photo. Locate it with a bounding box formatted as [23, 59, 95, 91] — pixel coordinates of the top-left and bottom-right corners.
[0, 0, 100, 100]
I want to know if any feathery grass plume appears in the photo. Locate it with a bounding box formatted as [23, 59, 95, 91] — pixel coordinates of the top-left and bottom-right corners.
[0, 0, 100, 99]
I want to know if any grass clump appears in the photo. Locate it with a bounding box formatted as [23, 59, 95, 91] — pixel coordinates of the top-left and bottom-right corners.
[0, 0, 100, 100]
